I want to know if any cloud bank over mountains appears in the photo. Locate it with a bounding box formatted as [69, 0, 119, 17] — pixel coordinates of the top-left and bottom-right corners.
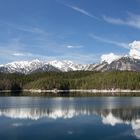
[101, 40, 140, 64]
[129, 41, 140, 59]
[101, 53, 121, 64]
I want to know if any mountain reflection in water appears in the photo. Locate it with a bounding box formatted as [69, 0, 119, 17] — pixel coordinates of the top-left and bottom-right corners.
[0, 97, 140, 139]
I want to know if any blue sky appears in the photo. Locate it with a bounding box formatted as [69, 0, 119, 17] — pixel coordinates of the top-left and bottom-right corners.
[0, 0, 140, 64]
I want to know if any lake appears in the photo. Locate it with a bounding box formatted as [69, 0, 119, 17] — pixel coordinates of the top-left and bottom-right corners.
[0, 96, 140, 140]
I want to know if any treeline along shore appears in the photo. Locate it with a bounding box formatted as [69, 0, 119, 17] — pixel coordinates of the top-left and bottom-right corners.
[0, 71, 140, 94]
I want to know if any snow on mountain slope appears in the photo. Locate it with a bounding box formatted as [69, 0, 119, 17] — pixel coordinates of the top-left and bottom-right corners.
[0, 59, 60, 74]
[48, 60, 85, 72]
[0, 59, 86, 74]
[3, 59, 44, 74]
[107, 56, 140, 71]
[83, 55, 140, 72]
[1, 55, 140, 74]
[101, 53, 121, 64]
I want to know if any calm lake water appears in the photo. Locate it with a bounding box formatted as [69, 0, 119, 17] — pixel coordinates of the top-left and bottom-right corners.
[0, 96, 140, 140]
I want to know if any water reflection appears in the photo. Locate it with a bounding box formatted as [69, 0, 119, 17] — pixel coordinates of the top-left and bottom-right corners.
[0, 97, 140, 139]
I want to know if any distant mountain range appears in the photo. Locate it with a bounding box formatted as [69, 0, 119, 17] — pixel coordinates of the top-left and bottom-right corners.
[0, 56, 140, 74]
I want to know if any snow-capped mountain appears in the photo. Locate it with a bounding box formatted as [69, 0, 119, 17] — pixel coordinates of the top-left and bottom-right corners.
[48, 60, 86, 72]
[95, 56, 140, 72]
[82, 56, 140, 72]
[0, 59, 60, 74]
[84, 62, 108, 71]
[0, 59, 86, 74]
[1, 56, 140, 74]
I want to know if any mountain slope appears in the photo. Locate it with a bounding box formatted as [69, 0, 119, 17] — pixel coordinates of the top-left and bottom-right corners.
[98, 56, 140, 72]
[0, 59, 60, 74]
[48, 60, 86, 72]
[1, 56, 140, 74]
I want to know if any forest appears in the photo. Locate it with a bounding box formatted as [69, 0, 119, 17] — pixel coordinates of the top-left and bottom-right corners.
[0, 71, 140, 91]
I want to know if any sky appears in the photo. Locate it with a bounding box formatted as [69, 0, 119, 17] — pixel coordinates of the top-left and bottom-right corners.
[0, 0, 140, 64]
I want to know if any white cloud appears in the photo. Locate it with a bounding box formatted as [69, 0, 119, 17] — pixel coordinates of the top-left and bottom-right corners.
[67, 45, 73, 48]
[91, 34, 128, 49]
[58, 1, 99, 20]
[103, 16, 127, 25]
[103, 13, 140, 29]
[101, 52, 121, 64]
[0, 38, 33, 57]
[17, 26, 48, 35]
[12, 52, 33, 57]
[69, 5, 98, 19]
[100, 40, 140, 64]
[66, 45, 83, 49]
[129, 40, 140, 59]
[0, 20, 48, 35]
[12, 53, 25, 56]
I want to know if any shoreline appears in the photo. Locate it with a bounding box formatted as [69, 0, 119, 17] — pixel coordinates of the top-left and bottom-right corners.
[23, 89, 140, 93]
[0, 89, 140, 93]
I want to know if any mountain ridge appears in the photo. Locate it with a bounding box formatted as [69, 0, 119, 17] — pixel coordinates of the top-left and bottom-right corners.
[0, 56, 140, 74]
